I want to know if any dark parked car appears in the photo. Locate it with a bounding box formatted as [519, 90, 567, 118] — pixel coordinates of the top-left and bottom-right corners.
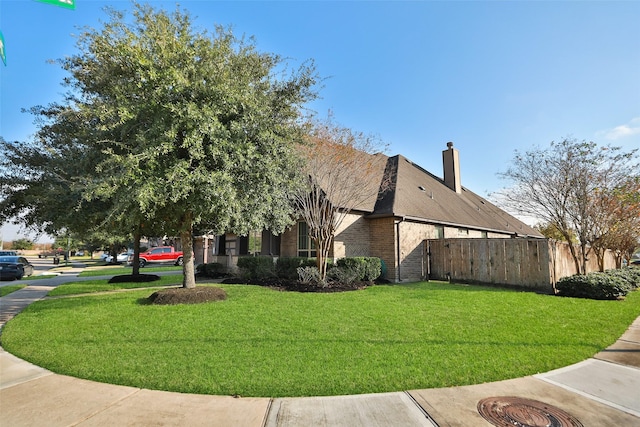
[0, 256, 34, 280]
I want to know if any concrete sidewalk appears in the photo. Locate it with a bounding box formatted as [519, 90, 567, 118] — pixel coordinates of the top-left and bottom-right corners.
[1, 275, 639, 426]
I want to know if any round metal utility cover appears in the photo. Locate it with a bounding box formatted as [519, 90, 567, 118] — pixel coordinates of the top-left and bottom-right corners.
[477, 396, 583, 427]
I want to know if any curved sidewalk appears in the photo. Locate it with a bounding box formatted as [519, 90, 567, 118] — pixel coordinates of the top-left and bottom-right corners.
[1, 271, 639, 426]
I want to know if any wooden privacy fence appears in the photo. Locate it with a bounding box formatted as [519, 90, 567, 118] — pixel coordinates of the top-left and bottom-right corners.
[426, 238, 616, 293]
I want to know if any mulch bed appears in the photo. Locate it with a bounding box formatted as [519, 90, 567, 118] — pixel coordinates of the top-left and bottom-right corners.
[220, 277, 369, 293]
[148, 286, 227, 305]
[108, 274, 161, 284]
[142, 274, 374, 305]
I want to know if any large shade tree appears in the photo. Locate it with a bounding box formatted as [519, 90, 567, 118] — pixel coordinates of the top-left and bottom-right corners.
[0, 103, 108, 242]
[495, 138, 639, 274]
[59, 3, 318, 287]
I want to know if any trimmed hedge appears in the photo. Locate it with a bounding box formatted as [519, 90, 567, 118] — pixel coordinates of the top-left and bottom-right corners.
[335, 257, 382, 283]
[236, 256, 275, 280]
[196, 262, 227, 278]
[556, 270, 636, 300]
[606, 267, 640, 290]
[275, 257, 317, 280]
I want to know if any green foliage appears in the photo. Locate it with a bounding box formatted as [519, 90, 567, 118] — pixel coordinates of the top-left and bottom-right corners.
[557, 270, 636, 300]
[236, 256, 275, 280]
[196, 262, 227, 278]
[275, 256, 316, 280]
[2, 3, 319, 288]
[605, 268, 640, 290]
[534, 221, 576, 243]
[10, 238, 34, 250]
[335, 257, 382, 282]
[297, 265, 323, 286]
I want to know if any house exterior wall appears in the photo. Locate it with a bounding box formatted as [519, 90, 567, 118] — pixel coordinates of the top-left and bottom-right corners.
[369, 217, 397, 281]
[273, 215, 547, 285]
[333, 212, 371, 258]
[193, 236, 216, 265]
[395, 220, 437, 282]
[280, 226, 298, 257]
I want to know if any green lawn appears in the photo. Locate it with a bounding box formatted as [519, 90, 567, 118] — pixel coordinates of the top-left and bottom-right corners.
[2, 282, 638, 398]
[78, 265, 182, 277]
[0, 284, 26, 297]
[48, 274, 183, 296]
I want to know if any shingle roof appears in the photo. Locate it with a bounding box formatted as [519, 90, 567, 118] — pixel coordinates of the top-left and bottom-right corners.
[368, 154, 543, 238]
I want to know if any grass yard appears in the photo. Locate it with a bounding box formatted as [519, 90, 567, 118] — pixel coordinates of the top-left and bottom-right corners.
[48, 274, 183, 296]
[78, 265, 182, 277]
[0, 284, 26, 297]
[2, 281, 639, 398]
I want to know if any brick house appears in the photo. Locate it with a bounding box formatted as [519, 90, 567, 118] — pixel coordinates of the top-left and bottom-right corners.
[197, 143, 543, 281]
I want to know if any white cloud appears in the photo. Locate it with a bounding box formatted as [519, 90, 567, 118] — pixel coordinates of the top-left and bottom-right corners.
[599, 117, 640, 140]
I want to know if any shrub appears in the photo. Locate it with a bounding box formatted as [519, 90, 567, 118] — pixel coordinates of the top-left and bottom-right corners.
[604, 268, 640, 290]
[556, 272, 633, 300]
[335, 257, 382, 283]
[236, 256, 275, 280]
[327, 265, 360, 285]
[297, 266, 323, 286]
[196, 262, 227, 278]
[275, 257, 316, 280]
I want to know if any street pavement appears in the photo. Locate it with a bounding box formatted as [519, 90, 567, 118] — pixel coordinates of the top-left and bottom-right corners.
[1, 262, 639, 426]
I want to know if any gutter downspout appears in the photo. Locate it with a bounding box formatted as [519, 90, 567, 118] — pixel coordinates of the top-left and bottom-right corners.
[426, 239, 431, 281]
[396, 217, 404, 282]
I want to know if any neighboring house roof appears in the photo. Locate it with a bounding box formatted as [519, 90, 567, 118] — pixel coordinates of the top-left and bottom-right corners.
[364, 154, 543, 238]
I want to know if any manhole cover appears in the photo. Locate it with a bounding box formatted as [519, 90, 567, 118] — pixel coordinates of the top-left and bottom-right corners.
[477, 396, 583, 427]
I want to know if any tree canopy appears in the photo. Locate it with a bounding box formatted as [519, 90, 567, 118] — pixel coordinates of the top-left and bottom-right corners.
[495, 138, 640, 273]
[1, 2, 319, 287]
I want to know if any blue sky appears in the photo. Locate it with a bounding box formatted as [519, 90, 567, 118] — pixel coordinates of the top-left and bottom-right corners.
[1, 0, 639, 242]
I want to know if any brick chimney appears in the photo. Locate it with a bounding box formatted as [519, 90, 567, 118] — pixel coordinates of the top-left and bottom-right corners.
[442, 142, 461, 193]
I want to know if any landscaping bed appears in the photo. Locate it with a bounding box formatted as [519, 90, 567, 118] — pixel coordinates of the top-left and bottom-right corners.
[221, 276, 368, 293]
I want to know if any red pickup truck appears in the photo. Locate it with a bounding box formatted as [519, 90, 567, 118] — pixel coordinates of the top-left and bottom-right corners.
[130, 246, 184, 268]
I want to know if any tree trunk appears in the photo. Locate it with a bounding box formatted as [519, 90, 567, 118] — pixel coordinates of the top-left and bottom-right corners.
[580, 242, 588, 275]
[180, 212, 196, 289]
[132, 225, 141, 276]
[314, 234, 333, 287]
[563, 236, 582, 275]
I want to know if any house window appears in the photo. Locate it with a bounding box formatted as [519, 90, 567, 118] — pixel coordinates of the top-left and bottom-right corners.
[239, 231, 263, 255]
[298, 222, 316, 257]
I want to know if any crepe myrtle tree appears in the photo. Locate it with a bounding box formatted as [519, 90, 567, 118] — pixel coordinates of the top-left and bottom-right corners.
[293, 116, 391, 283]
[588, 177, 640, 269]
[57, 3, 318, 288]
